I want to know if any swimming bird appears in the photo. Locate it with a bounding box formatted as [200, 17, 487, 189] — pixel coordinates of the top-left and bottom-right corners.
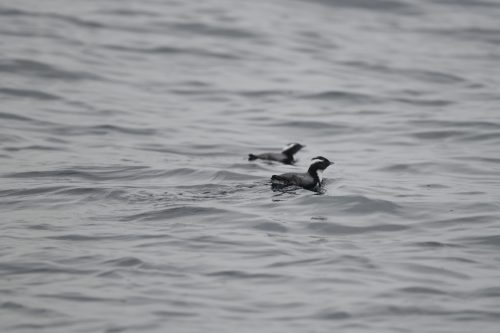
[248, 143, 304, 164]
[271, 156, 333, 190]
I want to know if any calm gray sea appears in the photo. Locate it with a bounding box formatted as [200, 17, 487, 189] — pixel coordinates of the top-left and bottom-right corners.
[1, 0, 500, 332]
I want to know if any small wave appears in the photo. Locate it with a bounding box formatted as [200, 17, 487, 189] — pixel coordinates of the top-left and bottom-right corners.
[103, 44, 239, 60]
[462, 157, 500, 164]
[121, 206, 230, 222]
[38, 292, 117, 303]
[152, 310, 197, 318]
[411, 130, 467, 140]
[329, 195, 402, 215]
[0, 7, 105, 29]
[342, 60, 466, 84]
[313, 310, 351, 320]
[0, 186, 68, 197]
[54, 187, 113, 196]
[3, 165, 164, 181]
[424, 215, 494, 229]
[158, 167, 205, 179]
[0, 111, 36, 122]
[0, 88, 60, 100]
[269, 119, 349, 131]
[4, 169, 102, 181]
[308, 222, 408, 234]
[53, 187, 128, 203]
[237, 89, 294, 98]
[50, 124, 156, 136]
[308, 0, 421, 14]
[393, 97, 453, 107]
[26, 223, 64, 231]
[91, 124, 156, 135]
[433, 0, 500, 8]
[411, 241, 463, 248]
[474, 287, 500, 298]
[418, 183, 450, 190]
[47, 234, 108, 241]
[405, 120, 500, 142]
[0, 186, 125, 208]
[419, 26, 500, 45]
[0, 111, 56, 129]
[268, 258, 321, 268]
[403, 263, 470, 280]
[410, 119, 500, 130]
[0, 262, 95, 276]
[211, 170, 262, 181]
[136, 144, 234, 157]
[463, 132, 500, 142]
[0, 58, 102, 81]
[301, 90, 379, 104]
[403, 69, 466, 84]
[397, 286, 448, 295]
[188, 235, 242, 247]
[206, 270, 286, 280]
[4, 145, 64, 152]
[1, 301, 61, 316]
[458, 234, 500, 248]
[169, 22, 260, 39]
[98, 9, 161, 17]
[253, 222, 288, 232]
[103, 257, 144, 267]
[0, 7, 26, 16]
[369, 304, 500, 320]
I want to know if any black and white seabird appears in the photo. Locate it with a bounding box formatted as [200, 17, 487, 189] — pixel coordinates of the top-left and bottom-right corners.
[271, 156, 333, 190]
[248, 143, 304, 164]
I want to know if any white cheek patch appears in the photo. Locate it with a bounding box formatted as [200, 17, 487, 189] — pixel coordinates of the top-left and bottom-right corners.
[282, 143, 296, 152]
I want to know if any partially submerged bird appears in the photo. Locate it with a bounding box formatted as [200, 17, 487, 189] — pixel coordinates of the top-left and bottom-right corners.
[248, 143, 304, 164]
[271, 156, 333, 190]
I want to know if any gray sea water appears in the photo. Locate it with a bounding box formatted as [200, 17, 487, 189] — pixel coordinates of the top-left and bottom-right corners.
[1, 0, 500, 332]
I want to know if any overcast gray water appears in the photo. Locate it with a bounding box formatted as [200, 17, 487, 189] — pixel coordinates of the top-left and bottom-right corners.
[1, 0, 500, 332]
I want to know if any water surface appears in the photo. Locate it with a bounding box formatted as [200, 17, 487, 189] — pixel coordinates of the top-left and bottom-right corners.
[1, 0, 500, 332]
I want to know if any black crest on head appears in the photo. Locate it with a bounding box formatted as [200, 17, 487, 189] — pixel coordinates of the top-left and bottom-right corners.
[311, 156, 332, 165]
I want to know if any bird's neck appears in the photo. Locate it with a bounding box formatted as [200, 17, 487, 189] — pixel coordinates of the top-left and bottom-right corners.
[283, 146, 300, 157]
[308, 167, 322, 181]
